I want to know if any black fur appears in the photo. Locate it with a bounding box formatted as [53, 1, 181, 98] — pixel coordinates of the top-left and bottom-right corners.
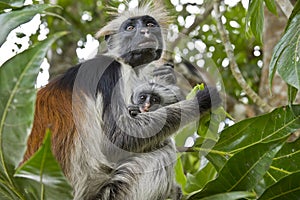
[55, 64, 81, 91]
[97, 60, 122, 115]
[196, 86, 221, 112]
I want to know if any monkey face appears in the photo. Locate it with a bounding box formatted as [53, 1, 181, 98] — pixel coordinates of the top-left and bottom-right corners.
[117, 15, 163, 67]
[137, 93, 161, 112]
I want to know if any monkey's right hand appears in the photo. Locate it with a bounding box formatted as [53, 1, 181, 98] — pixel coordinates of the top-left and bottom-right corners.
[153, 63, 176, 84]
[128, 105, 141, 117]
[196, 86, 222, 113]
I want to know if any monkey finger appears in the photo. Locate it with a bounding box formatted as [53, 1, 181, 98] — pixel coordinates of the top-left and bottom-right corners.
[153, 67, 177, 84]
[163, 62, 174, 68]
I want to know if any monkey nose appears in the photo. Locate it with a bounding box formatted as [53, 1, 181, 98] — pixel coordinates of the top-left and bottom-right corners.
[140, 28, 150, 37]
[144, 103, 150, 111]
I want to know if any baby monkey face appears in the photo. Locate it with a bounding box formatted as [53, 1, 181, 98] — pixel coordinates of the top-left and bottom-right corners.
[137, 92, 161, 112]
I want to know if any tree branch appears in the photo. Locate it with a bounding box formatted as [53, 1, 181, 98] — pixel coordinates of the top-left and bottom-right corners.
[213, 0, 273, 112]
[181, 3, 214, 36]
[275, 0, 293, 18]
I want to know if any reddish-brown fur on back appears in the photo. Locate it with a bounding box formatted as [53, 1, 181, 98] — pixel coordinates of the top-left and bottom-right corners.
[23, 79, 76, 174]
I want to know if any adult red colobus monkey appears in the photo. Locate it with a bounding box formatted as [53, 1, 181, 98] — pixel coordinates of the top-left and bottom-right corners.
[23, 1, 221, 200]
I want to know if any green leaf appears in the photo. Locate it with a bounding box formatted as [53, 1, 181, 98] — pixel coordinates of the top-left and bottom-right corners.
[180, 151, 201, 176]
[188, 140, 285, 199]
[269, 14, 300, 90]
[253, 132, 300, 196]
[267, 136, 300, 181]
[197, 107, 226, 141]
[0, 183, 20, 200]
[185, 162, 217, 193]
[186, 83, 205, 100]
[175, 123, 197, 147]
[288, 85, 298, 104]
[207, 106, 300, 170]
[246, 0, 264, 43]
[0, 4, 56, 46]
[15, 130, 73, 200]
[0, 0, 24, 10]
[0, 32, 67, 181]
[0, 2, 14, 11]
[258, 171, 300, 200]
[195, 191, 256, 200]
[264, 0, 277, 15]
[174, 155, 187, 193]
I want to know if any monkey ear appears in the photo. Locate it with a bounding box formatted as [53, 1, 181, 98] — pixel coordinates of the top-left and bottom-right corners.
[95, 20, 120, 38]
[95, 29, 115, 39]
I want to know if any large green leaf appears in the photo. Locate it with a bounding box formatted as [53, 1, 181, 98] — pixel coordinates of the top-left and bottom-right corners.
[15, 131, 73, 200]
[258, 171, 300, 200]
[0, 4, 55, 46]
[188, 140, 284, 199]
[207, 106, 300, 170]
[0, 32, 67, 181]
[269, 13, 300, 90]
[270, 137, 300, 178]
[254, 136, 300, 196]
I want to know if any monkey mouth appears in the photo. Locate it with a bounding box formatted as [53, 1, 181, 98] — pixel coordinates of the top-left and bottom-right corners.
[137, 40, 158, 49]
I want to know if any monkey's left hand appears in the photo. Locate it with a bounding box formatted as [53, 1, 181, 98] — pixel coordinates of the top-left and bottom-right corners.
[128, 105, 141, 117]
[153, 63, 177, 84]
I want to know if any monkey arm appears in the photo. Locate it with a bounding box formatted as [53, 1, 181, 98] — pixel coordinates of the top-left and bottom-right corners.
[105, 87, 221, 152]
[153, 63, 177, 85]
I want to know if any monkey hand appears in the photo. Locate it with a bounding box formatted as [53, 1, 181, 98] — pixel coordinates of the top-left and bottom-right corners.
[153, 63, 177, 84]
[196, 86, 222, 113]
[128, 105, 141, 117]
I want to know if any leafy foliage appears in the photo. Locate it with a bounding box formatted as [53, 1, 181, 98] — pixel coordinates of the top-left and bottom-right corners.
[190, 140, 284, 199]
[0, 2, 71, 199]
[258, 171, 300, 199]
[15, 131, 73, 199]
[176, 106, 300, 199]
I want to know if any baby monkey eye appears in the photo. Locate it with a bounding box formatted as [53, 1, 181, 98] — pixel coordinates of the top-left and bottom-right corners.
[126, 25, 135, 31]
[151, 97, 160, 103]
[139, 95, 147, 100]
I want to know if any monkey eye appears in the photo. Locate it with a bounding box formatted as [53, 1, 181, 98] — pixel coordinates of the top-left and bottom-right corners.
[126, 25, 135, 31]
[151, 97, 160, 103]
[146, 22, 155, 27]
[139, 95, 146, 100]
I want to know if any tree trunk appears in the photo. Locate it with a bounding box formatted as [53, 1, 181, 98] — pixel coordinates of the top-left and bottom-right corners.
[259, 6, 288, 107]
